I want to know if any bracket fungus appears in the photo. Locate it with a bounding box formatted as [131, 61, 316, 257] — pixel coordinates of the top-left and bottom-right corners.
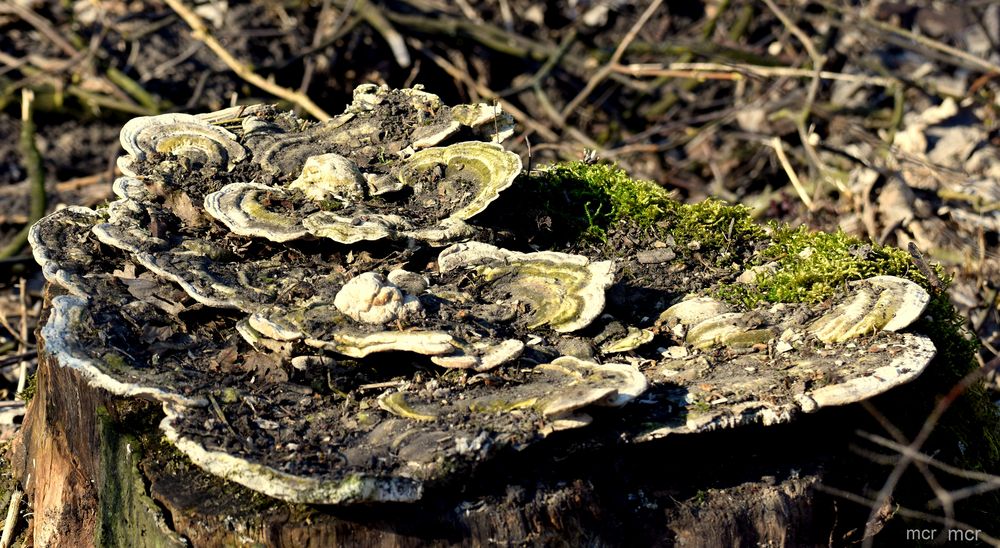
[29, 86, 942, 508]
[436, 241, 615, 332]
[637, 276, 936, 440]
[809, 275, 931, 343]
[118, 112, 248, 176]
[207, 140, 521, 246]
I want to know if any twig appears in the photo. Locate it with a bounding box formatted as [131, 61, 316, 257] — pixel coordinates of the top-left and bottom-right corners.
[358, 380, 406, 391]
[858, 404, 955, 532]
[388, 8, 549, 61]
[770, 137, 815, 211]
[0, 4, 77, 57]
[0, 352, 36, 370]
[1, 4, 157, 112]
[327, 0, 358, 42]
[616, 62, 898, 86]
[497, 0, 514, 32]
[0, 489, 22, 548]
[818, 0, 1000, 75]
[559, 0, 664, 124]
[644, 0, 735, 117]
[817, 484, 1000, 546]
[149, 41, 203, 80]
[500, 28, 578, 97]
[762, 0, 839, 198]
[55, 173, 107, 192]
[15, 279, 29, 400]
[860, 431, 1000, 503]
[105, 67, 161, 113]
[761, 0, 823, 65]
[163, 0, 332, 119]
[0, 90, 47, 260]
[297, 0, 334, 113]
[453, 0, 482, 22]
[67, 86, 153, 116]
[0, 314, 24, 349]
[862, 355, 1000, 548]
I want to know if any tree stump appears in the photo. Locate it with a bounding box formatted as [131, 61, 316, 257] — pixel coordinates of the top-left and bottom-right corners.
[10, 301, 845, 546]
[9, 86, 993, 546]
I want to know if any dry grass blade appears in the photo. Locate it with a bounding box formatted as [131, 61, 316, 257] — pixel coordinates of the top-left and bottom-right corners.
[770, 137, 815, 211]
[0, 90, 46, 260]
[14, 280, 28, 399]
[616, 62, 897, 87]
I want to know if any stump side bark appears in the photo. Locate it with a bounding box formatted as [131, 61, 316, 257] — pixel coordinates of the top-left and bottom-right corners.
[8, 297, 836, 546]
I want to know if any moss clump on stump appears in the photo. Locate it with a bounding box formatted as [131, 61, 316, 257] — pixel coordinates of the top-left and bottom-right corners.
[522, 161, 765, 251]
[523, 160, 1000, 476]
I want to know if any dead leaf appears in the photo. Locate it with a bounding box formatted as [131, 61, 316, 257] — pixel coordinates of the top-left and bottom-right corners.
[208, 345, 239, 372]
[244, 352, 289, 383]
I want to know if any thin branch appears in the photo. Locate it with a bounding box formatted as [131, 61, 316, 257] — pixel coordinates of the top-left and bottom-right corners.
[559, 0, 664, 124]
[762, 0, 839, 198]
[500, 28, 578, 97]
[163, 0, 332, 119]
[817, 484, 1000, 547]
[761, 0, 823, 65]
[297, 0, 335, 113]
[350, 0, 410, 67]
[858, 405, 955, 530]
[862, 355, 1000, 548]
[0, 352, 36, 370]
[615, 62, 897, 86]
[860, 431, 1000, 495]
[0, 3, 78, 57]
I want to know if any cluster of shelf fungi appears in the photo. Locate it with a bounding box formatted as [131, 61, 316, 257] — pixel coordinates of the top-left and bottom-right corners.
[29, 85, 936, 508]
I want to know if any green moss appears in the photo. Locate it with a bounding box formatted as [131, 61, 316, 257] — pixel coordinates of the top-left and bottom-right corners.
[667, 197, 766, 252]
[318, 199, 341, 211]
[16, 372, 36, 402]
[527, 161, 675, 241]
[96, 408, 187, 547]
[688, 400, 712, 415]
[718, 225, 924, 307]
[102, 352, 129, 373]
[526, 161, 764, 250]
[913, 294, 1000, 469]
